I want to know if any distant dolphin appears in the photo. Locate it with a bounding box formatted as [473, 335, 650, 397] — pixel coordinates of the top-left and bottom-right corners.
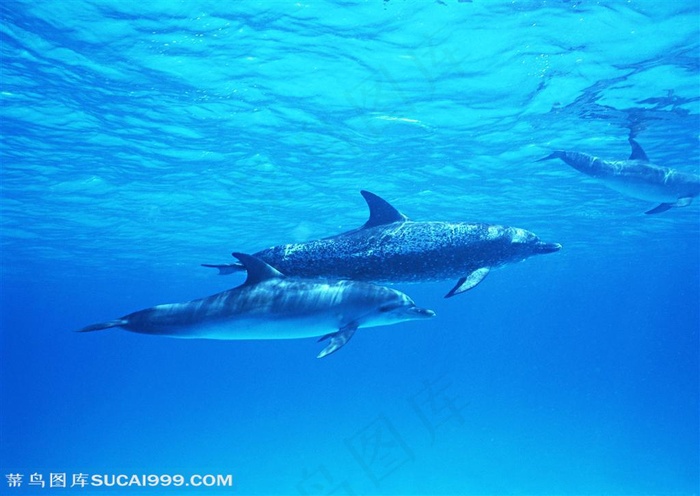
[78, 253, 435, 358]
[203, 191, 561, 298]
[538, 138, 700, 214]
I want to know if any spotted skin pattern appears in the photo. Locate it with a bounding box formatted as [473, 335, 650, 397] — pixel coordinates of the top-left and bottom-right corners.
[205, 191, 561, 297]
[261, 222, 546, 283]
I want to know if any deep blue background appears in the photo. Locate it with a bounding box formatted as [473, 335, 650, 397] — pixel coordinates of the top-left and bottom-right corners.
[1, 1, 698, 495]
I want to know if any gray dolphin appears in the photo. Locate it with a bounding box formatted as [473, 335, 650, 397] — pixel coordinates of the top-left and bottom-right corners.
[203, 191, 561, 298]
[78, 253, 435, 358]
[538, 138, 700, 214]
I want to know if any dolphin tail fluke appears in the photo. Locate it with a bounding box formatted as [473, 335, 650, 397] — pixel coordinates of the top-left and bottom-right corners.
[77, 319, 127, 332]
[201, 262, 245, 275]
[316, 323, 358, 358]
[645, 203, 674, 215]
[535, 151, 566, 162]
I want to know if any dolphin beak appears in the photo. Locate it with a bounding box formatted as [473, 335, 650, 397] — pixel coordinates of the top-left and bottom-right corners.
[412, 307, 436, 318]
[536, 242, 562, 254]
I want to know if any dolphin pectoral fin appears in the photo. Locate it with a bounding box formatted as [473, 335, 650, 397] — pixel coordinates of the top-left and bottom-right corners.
[201, 263, 244, 275]
[445, 267, 491, 298]
[645, 203, 674, 215]
[647, 197, 695, 215]
[316, 323, 359, 359]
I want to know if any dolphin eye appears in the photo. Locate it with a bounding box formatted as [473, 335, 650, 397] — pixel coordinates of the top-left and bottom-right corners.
[379, 303, 399, 313]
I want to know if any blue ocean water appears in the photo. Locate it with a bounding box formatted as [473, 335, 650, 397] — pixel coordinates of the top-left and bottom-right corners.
[1, 0, 699, 495]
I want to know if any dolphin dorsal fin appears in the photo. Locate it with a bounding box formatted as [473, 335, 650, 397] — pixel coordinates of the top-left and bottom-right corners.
[232, 252, 284, 285]
[360, 190, 408, 228]
[628, 138, 649, 162]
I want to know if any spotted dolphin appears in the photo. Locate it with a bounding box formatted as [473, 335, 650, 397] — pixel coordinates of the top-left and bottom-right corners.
[78, 253, 435, 358]
[538, 137, 700, 214]
[203, 191, 561, 298]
